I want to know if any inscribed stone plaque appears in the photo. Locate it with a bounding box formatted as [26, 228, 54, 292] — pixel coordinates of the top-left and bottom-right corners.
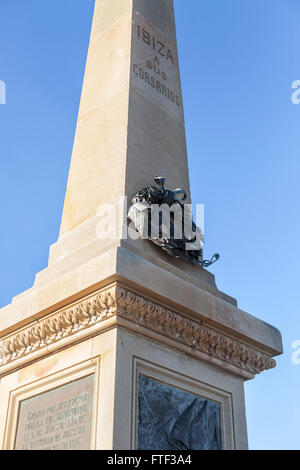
[138, 375, 222, 450]
[14, 374, 95, 450]
[132, 11, 184, 123]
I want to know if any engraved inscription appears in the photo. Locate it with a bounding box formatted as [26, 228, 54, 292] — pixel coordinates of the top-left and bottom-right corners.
[14, 374, 95, 450]
[132, 12, 184, 122]
[136, 24, 176, 66]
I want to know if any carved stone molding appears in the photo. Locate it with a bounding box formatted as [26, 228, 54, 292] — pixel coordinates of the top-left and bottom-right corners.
[0, 287, 118, 365]
[0, 285, 276, 376]
[115, 287, 276, 375]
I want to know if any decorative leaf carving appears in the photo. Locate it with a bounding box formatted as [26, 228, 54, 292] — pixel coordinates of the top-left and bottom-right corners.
[0, 285, 276, 375]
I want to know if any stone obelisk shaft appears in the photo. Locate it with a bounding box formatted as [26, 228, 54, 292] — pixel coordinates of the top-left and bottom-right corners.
[59, 0, 190, 236]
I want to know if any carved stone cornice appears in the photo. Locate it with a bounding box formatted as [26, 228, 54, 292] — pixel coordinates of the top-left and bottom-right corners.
[0, 285, 276, 376]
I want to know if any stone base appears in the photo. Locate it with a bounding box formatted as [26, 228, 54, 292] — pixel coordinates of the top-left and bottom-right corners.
[0, 326, 248, 450]
[0, 242, 282, 450]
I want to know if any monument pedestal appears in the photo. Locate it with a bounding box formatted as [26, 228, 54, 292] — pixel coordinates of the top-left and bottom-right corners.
[0, 244, 281, 450]
[0, 0, 282, 450]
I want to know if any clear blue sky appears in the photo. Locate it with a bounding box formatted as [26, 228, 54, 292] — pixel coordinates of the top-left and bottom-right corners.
[0, 0, 299, 450]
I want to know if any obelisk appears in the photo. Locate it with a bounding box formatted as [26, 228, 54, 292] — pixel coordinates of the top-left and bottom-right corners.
[0, 0, 282, 450]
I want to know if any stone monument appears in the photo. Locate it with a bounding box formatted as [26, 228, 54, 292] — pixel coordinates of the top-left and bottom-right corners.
[0, 0, 282, 450]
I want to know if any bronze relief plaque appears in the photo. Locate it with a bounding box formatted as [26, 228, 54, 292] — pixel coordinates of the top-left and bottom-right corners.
[14, 374, 95, 450]
[138, 375, 222, 450]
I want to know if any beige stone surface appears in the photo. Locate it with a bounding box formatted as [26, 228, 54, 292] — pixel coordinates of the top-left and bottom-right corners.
[0, 283, 277, 383]
[115, 246, 283, 354]
[91, 0, 132, 41]
[0, 245, 282, 358]
[60, 10, 131, 234]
